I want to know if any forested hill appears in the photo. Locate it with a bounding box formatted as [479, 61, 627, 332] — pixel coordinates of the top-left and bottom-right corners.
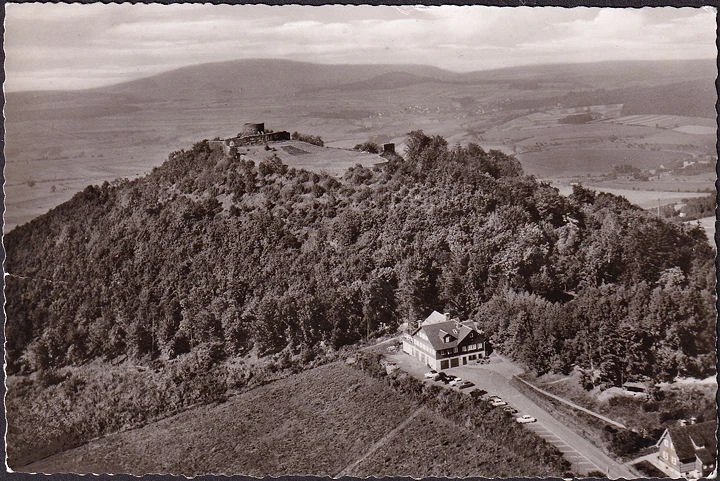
[5, 132, 715, 386]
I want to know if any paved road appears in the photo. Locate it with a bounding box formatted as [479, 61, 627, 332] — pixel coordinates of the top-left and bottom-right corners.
[387, 352, 637, 479]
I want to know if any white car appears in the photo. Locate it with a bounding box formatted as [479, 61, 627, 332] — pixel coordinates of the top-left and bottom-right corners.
[516, 415, 537, 424]
[424, 370, 437, 379]
[448, 377, 463, 386]
[489, 399, 507, 407]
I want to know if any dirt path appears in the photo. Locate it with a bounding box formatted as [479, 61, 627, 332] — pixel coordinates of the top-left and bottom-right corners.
[336, 406, 424, 477]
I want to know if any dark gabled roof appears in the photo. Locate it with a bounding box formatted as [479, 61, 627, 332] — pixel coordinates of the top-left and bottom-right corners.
[666, 421, 717, 462]
[695, 447, 715, 465]
[411, 318, 484, 352]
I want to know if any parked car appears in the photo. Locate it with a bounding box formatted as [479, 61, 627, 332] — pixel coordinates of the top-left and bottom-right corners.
[469, 389, 488, 399]
[503, 406, 519, 415]
[516, 415, 537, 424]
[424, 370, 438, 379]
[488, 395, 501, 401]
[490, 399, 507, 407]
[457, 380, 475, 389]
[449, 377, 463, 386]
[434, 371, 448, 382]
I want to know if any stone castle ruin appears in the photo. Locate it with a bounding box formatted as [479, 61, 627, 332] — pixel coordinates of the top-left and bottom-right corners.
[209, 122, 291, 154]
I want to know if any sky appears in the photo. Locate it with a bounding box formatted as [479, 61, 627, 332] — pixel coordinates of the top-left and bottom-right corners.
[4, 4, 717, 92]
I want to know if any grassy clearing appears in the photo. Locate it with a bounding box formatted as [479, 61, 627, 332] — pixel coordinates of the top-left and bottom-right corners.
[518, 148, 687, 176]
[550, 182, 712, 210]
[353, 408, 547, 477]
[19, 359, 570, 477]
[20, 362, 416, 475]
[6, 346, 341, 469]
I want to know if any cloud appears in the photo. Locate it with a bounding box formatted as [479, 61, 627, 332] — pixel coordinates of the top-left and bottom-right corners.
[4, 4, 716, 91]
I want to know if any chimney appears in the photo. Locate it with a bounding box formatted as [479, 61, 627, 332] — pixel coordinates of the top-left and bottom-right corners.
[383, 143, 395, 155]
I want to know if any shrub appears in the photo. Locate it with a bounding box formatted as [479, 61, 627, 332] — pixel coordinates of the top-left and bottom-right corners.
[353, 142, 380, 154]
[605, 427, 654, 458]
[37, 368, 66, 387]
[291, 132, 324, 147]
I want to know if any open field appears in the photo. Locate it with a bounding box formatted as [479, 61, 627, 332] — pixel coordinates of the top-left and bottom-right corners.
[242, 140, 385, 175]
[518, 148, 687, 177]
[349, 408, 522, 478]
[551, 183, 711, 210]
[18, 361, 566, 477]
[556, 174, 716, 194]
[20, 362, 417, 475]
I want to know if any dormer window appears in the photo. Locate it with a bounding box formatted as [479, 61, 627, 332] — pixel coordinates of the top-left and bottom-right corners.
[439, 329, 455, 344]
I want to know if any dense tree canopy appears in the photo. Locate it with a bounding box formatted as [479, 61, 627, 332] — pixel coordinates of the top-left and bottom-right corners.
[5, 131, 715, 386]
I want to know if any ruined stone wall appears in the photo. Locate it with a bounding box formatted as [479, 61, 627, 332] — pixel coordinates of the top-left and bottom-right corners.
[209, 131, 292, 155]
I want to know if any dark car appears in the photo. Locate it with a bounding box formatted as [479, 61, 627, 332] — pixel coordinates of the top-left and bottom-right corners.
[470, 389, 488, 399]
[439, 373, 456, 384]
[457, 380, 475, 389]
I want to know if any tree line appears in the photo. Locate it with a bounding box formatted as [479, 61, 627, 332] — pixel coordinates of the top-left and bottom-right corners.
[5, 130, 715, 387]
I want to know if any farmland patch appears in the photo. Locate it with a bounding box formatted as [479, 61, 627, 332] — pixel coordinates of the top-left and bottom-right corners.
[517, 148, 684, 177]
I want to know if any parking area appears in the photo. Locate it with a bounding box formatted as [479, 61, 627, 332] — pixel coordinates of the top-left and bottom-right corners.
[384, 348, 637, 478]
[524, 422, 605, 474]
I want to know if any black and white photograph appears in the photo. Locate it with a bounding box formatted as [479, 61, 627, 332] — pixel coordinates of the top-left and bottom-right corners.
[3, 3, 718, 478]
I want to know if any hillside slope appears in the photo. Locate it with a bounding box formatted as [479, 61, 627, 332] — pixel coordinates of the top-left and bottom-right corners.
[5, 58, 714, 231]
[17, 362, 567, 476]
[5, 132, 715, 470]
[6, 131, 714, 378]
[8, 58, 714, 119]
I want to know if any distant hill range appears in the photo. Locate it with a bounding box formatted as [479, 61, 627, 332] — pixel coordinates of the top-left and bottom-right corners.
[5, 57, 715, 231]
[7, 58, 716, 120]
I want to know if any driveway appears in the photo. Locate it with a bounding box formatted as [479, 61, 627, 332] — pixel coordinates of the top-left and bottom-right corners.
[387, 352, 637, 479]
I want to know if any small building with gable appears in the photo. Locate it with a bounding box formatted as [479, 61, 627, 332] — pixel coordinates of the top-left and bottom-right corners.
[656, 420, 716, 478]
[402, 311, 490, 370]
